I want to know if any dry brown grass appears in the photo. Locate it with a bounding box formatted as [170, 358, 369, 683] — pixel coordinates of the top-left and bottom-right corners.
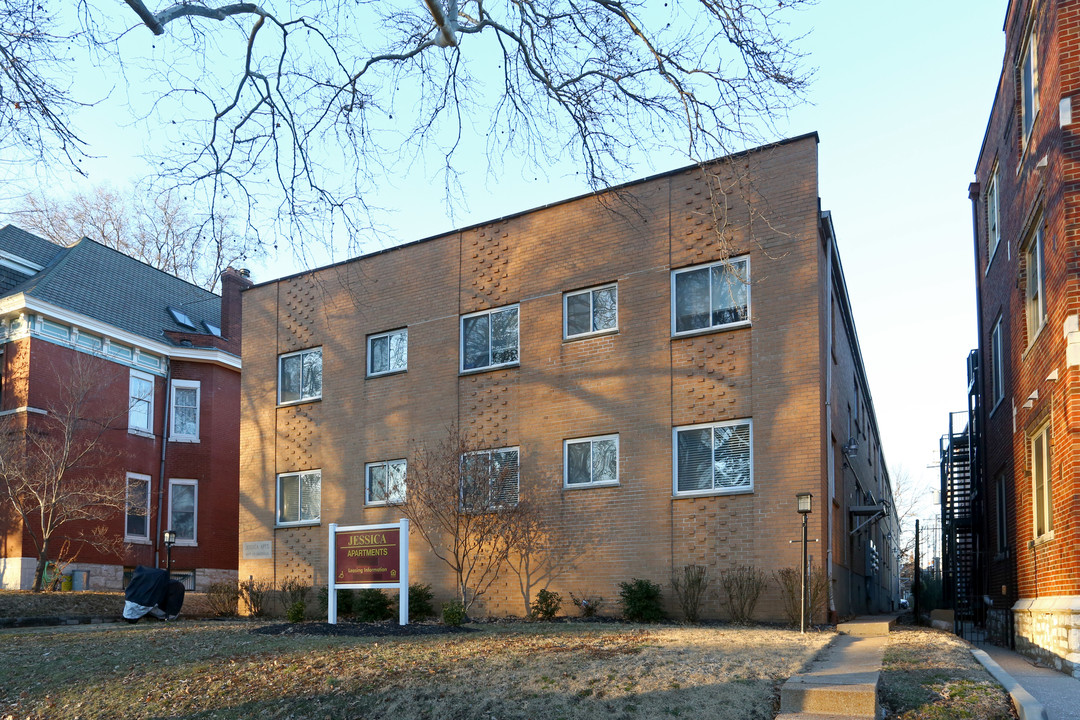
[879, 625, 1016, 720]
[0, 590, 212, 618]
[0, 621, 832, 719]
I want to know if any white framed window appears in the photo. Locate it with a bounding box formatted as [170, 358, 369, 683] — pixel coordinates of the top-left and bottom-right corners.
[564, 284, 618, 339]
[169, 380, 200, 442]
[125, 473, 151, 542]
[460, 447, 519, 510]
[368, 329, 408, 377]
[128, 369, 154, 435]
[1024, 219, 1046, 341]
[1021, 25, 1040, 145]
[673, 419, 752, 497]
[1031, 424, 1052, 539]
[672, 257, 750, 336]
[365, 459, 407, 505]
[461, 305, 519, 372]
[986, 166, 1001, 262]
[564, 434, 619, 488]
[277, 470, 321, 526]
[278, 347, 322, 405]
[168, 479, 198, 546]
[996, 472, 1008, 553]
[990, 319, 1004, 409]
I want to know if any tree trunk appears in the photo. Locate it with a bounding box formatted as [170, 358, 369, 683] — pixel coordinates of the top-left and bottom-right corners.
[32, 541, 50, 593]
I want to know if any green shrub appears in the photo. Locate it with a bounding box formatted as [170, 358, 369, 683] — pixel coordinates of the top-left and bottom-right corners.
[531, 589, 562, 620]
[205, 581, 240, 617]
[442, 599, 467, 626]
[354, 589, 395, 622]
[569, 591, 604, 618]
[278, 577, 311, 614]
[619, 578, 665, 623]
[286, 600, 306, 623]
[408, 583, 435, 621]
[318, 587, 356, 617]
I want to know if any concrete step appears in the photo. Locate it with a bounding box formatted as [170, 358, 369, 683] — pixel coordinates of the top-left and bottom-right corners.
[779, 635, 886, 719]
[775, 714, 870, 720]
[837, 614, 898, 637]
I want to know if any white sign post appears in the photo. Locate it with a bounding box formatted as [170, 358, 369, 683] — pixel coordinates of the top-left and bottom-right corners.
[328, 518, 409, 625]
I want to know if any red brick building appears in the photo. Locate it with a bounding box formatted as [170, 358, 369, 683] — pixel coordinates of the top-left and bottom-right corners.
[970, 0, 1080, 671]
[0, 225, 250, 590]
[238, 134, 900, 619]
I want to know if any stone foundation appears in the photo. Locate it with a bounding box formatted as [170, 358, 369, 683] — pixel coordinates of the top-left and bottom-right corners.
[1013, 596, 1080, 678]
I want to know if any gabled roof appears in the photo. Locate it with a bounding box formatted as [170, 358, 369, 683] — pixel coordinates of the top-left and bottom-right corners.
[0, 225, 66, 268]
[0, 226, 221, 346]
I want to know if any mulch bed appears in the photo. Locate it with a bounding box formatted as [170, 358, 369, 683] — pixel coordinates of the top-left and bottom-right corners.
[251, 621, 477, 637]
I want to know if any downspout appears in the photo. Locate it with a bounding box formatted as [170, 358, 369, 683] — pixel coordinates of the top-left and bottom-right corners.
[822, 210, 836, 619]
[154, 359, 172, 570]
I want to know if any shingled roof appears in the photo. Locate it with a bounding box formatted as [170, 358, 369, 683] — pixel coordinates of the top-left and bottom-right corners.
[0, 225, 221, 345]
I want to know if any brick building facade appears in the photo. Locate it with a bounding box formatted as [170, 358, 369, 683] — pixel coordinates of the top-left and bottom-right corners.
[0, 226, 250, 591]
[238, 134, 900, 620]
[970, 0, 1080, 672]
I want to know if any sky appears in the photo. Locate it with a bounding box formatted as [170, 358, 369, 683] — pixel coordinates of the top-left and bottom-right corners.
[2, 1, 1008, 523]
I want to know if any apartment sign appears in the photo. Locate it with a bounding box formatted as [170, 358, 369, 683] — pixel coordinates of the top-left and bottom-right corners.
[335, 528, 400, 583]
[328, 519, 409, 625]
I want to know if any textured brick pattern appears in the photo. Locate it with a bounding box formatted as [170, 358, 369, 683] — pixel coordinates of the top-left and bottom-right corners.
[238, 135, 892, 620]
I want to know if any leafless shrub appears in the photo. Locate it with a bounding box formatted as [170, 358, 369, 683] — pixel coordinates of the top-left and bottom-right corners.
[719, 566, 767, 624]
[277, 576, 312, 614]
[671, 565, 711, 623]
[569, 591, 604, 618]
[205, 581, 240, 617]
[773, 565, 830, 627]
[239, 578, 274, 617]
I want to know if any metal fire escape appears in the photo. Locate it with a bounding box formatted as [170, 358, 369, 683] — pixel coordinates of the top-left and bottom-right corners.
[939, 350, 986, 641]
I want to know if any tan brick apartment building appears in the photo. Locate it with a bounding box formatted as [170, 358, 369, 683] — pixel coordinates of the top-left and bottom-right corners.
[238, 133, 900, 620]
[969, 0, 1080, 670]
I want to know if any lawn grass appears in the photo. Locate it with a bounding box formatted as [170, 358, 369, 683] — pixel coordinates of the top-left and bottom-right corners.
[878, 625, 1016, 720]
[1, 621, 832, 719]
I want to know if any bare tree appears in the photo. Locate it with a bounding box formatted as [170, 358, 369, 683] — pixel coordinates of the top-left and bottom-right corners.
[504, 499, 589, 618]
[890, 466, 924, 561]
[12, 185, 259, 291]
[4, 0, 813, 258]
[399, 425, 522, 612]
[0, 354, 129, 592]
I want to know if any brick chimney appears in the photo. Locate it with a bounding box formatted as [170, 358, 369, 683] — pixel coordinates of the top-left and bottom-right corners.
[220, 267, 253, 355]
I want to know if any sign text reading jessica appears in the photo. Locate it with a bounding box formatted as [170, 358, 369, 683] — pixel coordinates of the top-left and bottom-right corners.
[335, 529, 401, 583]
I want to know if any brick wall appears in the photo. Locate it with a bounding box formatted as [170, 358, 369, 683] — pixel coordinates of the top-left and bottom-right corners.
[239, 135, 890, 619]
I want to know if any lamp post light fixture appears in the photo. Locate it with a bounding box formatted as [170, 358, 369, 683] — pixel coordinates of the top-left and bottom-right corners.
[796, 493, 812, 633]
[163, 530, 177, 581]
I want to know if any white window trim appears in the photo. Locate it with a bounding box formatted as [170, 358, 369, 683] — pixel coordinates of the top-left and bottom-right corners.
[990, 318, 1005, 414]
[672, 418, 754, 498]
[563, 434, 620, 489]
[169, 379, 201, 443]
[670, 256, 751, 338]
[460, 446, 520, 510]
[125, 472, 152, 543]
[128, 369, 155, 436]
[367, 328, 408, 378]
[563, 283, 619, 340]
[276, 469, 322, 527]
[277, 347, 323, 406]
[459, 304, 521, 374]
[1020, 25, 1040, 148]
[364, 459, 407, 506]
[167, 478, 198, 546]
[1024, 220, 1047, 344]
[985, 166, 1001, 270]
[1030, 424, 1053, 541]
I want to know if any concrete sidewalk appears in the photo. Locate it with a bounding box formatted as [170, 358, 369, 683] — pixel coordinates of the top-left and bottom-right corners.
[973, 643, 1080, 720]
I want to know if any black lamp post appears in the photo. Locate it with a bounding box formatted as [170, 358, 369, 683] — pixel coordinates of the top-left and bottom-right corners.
[796, 493, 813, 633]
[163, 530, 176, 582]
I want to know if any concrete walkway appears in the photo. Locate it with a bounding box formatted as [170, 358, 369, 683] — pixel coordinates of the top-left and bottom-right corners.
[776, 616, 897, 720]
[973, 643, 1080, 720]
